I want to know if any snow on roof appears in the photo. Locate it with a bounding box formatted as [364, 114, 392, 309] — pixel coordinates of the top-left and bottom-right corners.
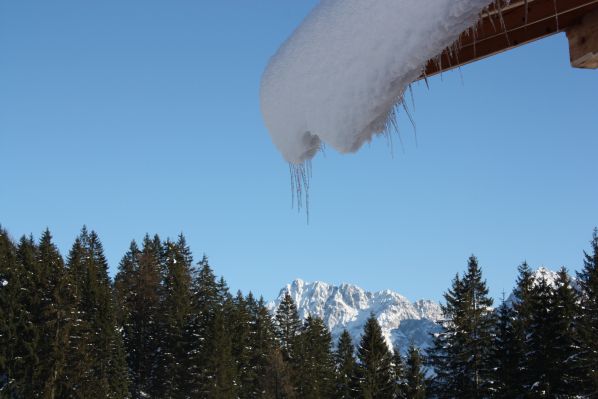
[260, 0, 493, 164]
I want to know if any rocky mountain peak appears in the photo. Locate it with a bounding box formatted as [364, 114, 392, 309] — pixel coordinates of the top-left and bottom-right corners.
[270, 279, 442, 354]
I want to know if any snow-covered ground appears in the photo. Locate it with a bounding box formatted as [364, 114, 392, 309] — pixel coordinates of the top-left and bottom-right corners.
[261, 0, 493, 164]
[269, 279, 442, 354]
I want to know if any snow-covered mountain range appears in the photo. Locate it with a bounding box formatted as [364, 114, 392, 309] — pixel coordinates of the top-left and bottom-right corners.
[269, 279, 443, 355]
[270, 268, 570, 355]
[529, 266, 559, 287]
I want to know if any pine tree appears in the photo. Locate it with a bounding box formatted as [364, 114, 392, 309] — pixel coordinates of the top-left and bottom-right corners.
[519, 269, 581, 397]
[12, 235, 39, 397]
[0, 227, 23, 396]
[334, 329, 357, 399]
[263, 347, 295, 399]
[550, 268, 583, 396]
[275, 292, 302, 362]
[64, 228, 129, 398]
[427, 273, 462, 398]
[156, 236, 194, 398]
[0, 232, 70, 398]
[522, 272, 555, 396]
[490, 297, 519, 398]
[391, 348, 406, 399]
[274, 292, 303, 394]
[460, 256, 495, 398]
[211, 313, 237, 399]
[249, 295, 292, 398]
[356, 314, 394, 399]
[114, 235, 163, 398]
[204, 278, 237, 399]
[185, 254, 235, 397]
[294, 315, 336, 398]
[244, 293, 271, 397]
[62, 235, 94, 397]
[35, 229, 73, 399]
[428, 256, 494, 398]
[509, 261, 535, 396]
[577, 228, 598, 396]
[404, 346, 426, 399]
[230, 291, 254, 398]
[137, 237, 163, 381]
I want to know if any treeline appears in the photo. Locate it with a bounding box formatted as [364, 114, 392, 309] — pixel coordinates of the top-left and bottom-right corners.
[0, 226, 597, 398]
[428, 230, 598, 398]
[427, 230, 598, 398]
[0, 226, 425, 399]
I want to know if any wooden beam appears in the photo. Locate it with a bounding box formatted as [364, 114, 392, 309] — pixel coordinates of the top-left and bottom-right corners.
[422, 0, 598, 78]
[567, 8, 598, 67]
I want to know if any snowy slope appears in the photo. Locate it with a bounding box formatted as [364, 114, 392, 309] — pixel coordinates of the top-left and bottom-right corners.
[269, 279, 442, 354]
[531, 266, 560, 287]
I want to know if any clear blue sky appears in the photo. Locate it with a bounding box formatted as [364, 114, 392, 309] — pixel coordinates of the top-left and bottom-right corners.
[1, 1, 597, 303]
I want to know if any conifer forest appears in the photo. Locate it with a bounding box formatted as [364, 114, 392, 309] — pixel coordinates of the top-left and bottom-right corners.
[1, 225, 597, 398]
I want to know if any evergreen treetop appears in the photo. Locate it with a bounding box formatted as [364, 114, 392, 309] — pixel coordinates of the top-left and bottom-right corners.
[335, 329, 357, 399]
[404, 345, 426, 399]
[577, 228, 598, 395]
[275, 292, 302, 361]
[428, 256, 495, 399]
[357, 314, 394, 399]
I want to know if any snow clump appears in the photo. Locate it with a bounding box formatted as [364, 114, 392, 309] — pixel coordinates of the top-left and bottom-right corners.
[261, 0, 494, 164]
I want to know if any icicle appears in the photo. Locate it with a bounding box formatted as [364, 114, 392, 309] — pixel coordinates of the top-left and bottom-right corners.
[472, 23, 479, 58]
[289, 161, 312, 222]
[486, 7, 498, 32]
[408, 83, 416, 111]
[401, 97, 418, 147]
[422, 72, 430, 90]
[496, 0, 511, 46]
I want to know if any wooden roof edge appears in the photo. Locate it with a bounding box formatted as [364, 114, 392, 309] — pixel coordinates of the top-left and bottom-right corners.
[419, 0, 598, 79]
